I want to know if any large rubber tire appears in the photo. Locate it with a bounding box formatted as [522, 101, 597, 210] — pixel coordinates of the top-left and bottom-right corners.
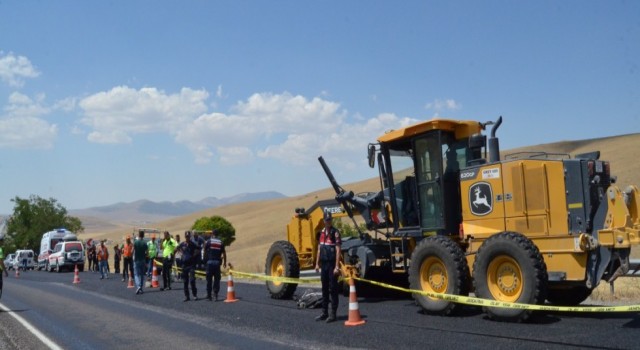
[409, 236, 470, 316]
[265, 241, 300, 299]
[546, 286, 592, 306]
[473, 232, 548, 322]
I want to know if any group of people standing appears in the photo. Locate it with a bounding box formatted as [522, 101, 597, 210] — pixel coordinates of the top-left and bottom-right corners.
[108, 229, 226, 301]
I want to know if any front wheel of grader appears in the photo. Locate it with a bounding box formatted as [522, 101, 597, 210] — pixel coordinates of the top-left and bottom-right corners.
[473, 232, 548, 322]
[265, 240, 300, 299]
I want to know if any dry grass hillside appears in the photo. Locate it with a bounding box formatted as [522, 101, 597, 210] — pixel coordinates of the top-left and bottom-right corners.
[82, 133, 640, 278]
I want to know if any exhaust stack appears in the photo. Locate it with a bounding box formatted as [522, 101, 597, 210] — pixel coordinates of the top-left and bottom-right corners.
[488, 116, 503, 163]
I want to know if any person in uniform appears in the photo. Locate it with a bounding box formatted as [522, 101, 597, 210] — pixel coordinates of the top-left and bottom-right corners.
[204, 229, 227, 301]
[314, 210, 342, 323]
[176, 231, 199, 301]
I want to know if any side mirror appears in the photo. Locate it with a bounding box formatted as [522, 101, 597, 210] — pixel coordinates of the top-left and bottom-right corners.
[367, 144, 376, 168]
[469, 134, 486, 149]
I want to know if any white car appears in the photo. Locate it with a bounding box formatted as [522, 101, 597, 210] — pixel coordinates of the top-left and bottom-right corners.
[48, 241, 85, 272]
[3, 253, 15, 271]
[13, 250, 36, 270]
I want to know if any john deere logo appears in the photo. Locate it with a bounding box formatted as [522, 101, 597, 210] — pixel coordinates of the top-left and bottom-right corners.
[469, 182, 493, 216]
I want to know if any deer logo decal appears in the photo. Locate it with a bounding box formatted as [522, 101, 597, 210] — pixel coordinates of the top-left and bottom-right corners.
[469, 182, 493, 216]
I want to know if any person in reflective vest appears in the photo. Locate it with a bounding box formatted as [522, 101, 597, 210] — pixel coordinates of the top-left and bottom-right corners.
[97, 240, 110, 279]
[146, 234, 158, 278]
[0, 238, 8, 288]
[160, 231, 177, 291]
[314, 210, 342, 323]
[204, 229, 227, 301]
[122, 236, 134, 282]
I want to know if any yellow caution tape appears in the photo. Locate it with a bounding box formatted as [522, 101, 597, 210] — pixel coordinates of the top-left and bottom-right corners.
[352, 276, 640, 313]
[229, 269, 322, 284]
[156, 262, 640, 313]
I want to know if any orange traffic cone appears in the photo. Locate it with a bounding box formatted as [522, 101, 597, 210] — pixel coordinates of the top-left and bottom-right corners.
[73, 264, 81, 284]
[344, 277, 365, 326]
[151, 260, 159, 288]
[224, 272, 239, 303]
[127, 275, 135, 288]
[15, 267, 20, 279]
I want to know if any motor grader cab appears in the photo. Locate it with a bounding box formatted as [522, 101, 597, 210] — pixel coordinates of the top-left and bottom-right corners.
[266, 116, 640, 322]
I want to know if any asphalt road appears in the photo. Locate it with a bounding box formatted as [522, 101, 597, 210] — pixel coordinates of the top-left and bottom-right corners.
[0, 269, 639, 349]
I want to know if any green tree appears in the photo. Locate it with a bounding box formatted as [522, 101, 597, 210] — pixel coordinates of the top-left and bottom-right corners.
[191, 215, 236, 247]
[5, 195, 84, 252]
[333, 218, 367, 238]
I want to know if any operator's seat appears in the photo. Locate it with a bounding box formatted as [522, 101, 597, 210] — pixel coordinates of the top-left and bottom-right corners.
[401, 176, 419, 227]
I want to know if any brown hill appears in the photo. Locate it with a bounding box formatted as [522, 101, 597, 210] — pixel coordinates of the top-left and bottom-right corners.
[80, 133, 640, 273]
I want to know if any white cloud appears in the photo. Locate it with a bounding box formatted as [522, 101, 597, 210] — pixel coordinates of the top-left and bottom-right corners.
[216, 84, 227, 99]
[218, 147, 254, 165]
[4, 92, 49, 118]
[0, 92, 57, 149]
[0, 117, 57, 149]
[78, 86, 209, 144]
[0, 51, 40, 88]
[425, 98, 461, 112]
[77, 87, 420, 170]
[257, 112, 419, 166]
[175, 92, 347, 165]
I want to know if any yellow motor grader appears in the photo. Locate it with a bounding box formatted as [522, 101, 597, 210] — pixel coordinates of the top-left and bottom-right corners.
[266, 117, 640, 322]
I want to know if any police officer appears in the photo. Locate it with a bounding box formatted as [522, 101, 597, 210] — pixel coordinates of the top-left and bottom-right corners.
[314, 210, 342, 323]
[204, 229, 227, 301]
[176, 231, 199, 301]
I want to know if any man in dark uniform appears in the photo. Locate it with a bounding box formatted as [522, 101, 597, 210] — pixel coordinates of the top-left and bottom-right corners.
[176, 231, 199, 301]
[314, 210, 342, 323]
[204, 229, 227, 301]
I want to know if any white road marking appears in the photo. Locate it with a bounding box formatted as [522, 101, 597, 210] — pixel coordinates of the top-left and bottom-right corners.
[0, 302, 63, 350]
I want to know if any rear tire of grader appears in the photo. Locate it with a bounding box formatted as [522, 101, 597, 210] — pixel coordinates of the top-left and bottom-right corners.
[265, 241, 300, 299]
[473, 232, 548, 322]
[408, 236, 470, 316]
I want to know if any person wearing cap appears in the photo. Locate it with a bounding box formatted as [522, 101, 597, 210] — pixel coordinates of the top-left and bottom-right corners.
[146, 234, 158, 278]
[122, 235, 134, 282]
[204, 229, 227, 301]
[176, 231, 199, 301]
[314, 209, 342, 323]
[160, 231, 177, 291]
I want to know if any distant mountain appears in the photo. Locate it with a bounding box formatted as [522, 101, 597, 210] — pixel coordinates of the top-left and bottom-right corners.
[70, 191, 286, 226]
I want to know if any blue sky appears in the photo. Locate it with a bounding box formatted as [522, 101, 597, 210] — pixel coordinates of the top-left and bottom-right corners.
[0, 1, 638, 214]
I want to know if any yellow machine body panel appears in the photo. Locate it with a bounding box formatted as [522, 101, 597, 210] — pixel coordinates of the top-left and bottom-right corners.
[286, 201, 348, 270]
[460, 159, 595, 281]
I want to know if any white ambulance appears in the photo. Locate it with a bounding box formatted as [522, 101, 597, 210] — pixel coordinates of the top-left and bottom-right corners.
[38, 228, 77, 270]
